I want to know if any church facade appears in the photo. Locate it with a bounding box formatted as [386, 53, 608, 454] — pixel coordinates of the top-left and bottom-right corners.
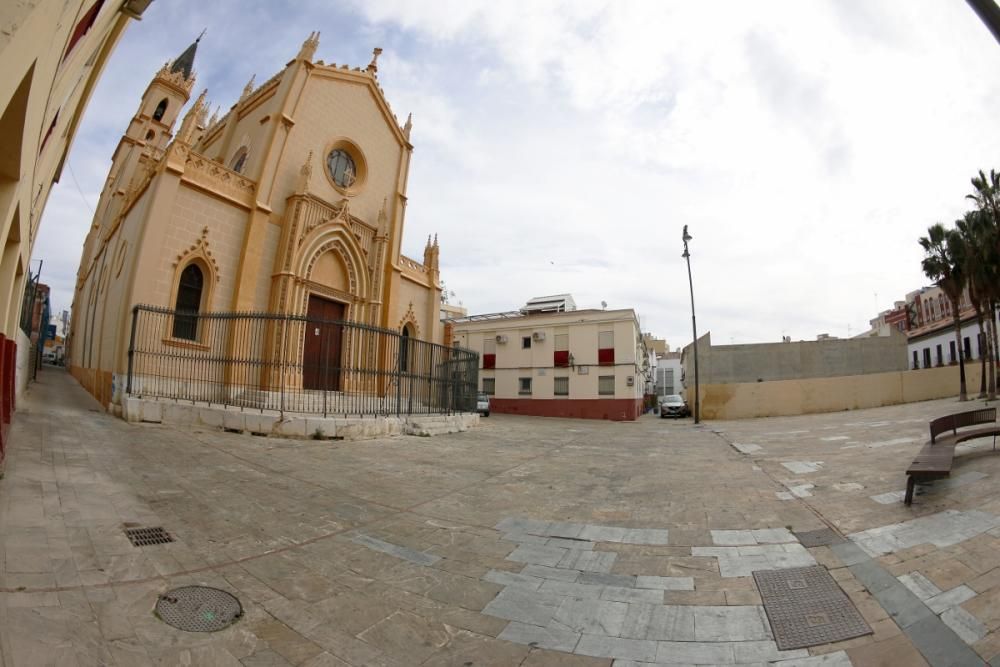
[70, 34, 444, 409]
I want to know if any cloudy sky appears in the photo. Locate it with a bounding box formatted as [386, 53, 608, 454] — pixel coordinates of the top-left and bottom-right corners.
[37, 0, 1000, 348]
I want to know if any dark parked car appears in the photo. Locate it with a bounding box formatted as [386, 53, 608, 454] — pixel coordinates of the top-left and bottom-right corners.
[659, 394, 690, 418]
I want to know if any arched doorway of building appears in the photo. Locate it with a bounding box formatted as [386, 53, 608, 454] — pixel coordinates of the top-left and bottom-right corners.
[303, 294, 344, 391]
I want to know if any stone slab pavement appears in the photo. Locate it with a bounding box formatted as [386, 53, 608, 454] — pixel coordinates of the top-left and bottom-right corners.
[1, 369, 999, 665]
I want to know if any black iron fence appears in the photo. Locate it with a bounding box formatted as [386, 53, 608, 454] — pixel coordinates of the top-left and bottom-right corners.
[126, 305, 479, 416]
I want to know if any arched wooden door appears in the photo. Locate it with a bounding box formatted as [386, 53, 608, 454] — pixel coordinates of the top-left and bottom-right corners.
[303, 295, 344, 391]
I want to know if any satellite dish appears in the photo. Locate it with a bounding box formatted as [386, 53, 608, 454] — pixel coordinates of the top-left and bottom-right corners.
[601, 301, 607, 310]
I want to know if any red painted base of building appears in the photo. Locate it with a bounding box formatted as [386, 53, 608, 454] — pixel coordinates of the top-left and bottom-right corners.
[489, 398, 642, 421]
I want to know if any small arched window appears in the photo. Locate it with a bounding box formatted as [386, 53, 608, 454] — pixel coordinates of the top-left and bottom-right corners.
[172, 264, 204, 340]
[399, 325, 412, 373]
[153, 98, 168, 122]
[144, 129, 155, 141]
[230, 147, 248, 173]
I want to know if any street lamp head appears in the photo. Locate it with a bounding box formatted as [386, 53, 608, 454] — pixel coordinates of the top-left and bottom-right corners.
[682, 225, 692, 243]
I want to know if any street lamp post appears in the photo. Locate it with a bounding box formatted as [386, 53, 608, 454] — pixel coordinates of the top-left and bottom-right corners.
[682, 225, 700, 424]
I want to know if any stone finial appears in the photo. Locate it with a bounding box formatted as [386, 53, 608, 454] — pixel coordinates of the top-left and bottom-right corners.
[298, 31, 320, 61]
[366, 47, 383, 74]
[402, 112, 413, 140]
[208, 105, 220, 128]
[196, 99, 209, 127]
[177, 88, 208, 144]
[298, 150, 314, 193]
[376, 197, 389, 236]
[240, 74, 256, 101]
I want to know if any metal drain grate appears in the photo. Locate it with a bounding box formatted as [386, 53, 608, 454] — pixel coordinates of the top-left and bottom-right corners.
[754, 565, 871, 650]
[793, 528, 845, 548]
[124, 526, 174, 547]
[155, 586, 242, 632]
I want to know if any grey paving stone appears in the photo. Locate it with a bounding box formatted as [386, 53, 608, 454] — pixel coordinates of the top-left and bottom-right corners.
[898, 571, 942, 601]
[772, 651, 852, 666]
[483, 570, 544, 591]
[732, 640, 810, 663]
[621, 528, 670, 546]
[635, 576, 694, 591]
[501, 532, 549, 545]
[849, 559, 900, 594]
[940, 606, 988, 645]
[871, 582, 935, 629]
[711, 529, 757, 546]
[558, 549, 617, 573]
[507, 543, 568, 567]
[539, 580, 604, 599]
[655, 640, 735, 664]
[579, 572, 636, 588]
[926, 585, 976, 614]
[549, 598, 628, 636]
[545, 537, 594, 551]
[481, 588, 562, 626]
[496, 517, 550, 535]
[520, 564, 581, 582]
[575, 634, 658, 662]
[498, 621, 580, 652]
[693, 605, 770, 641]
[350, 534, 440, 566]
[905, 614, 985, 667]
[578, 525, 630, 543]
[546, 521, 586, 539]
[620, 603, 695, 641]
[751, 527, 795, 544]
[830, 540, 870, 566]
[600, 586, 663, 604]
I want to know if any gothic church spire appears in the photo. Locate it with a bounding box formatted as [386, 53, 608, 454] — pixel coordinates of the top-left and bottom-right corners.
[170, 30, 205, 80]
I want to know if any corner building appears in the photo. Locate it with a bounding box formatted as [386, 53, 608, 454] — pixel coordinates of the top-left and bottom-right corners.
[70, 34, 443, 408]
[450, 308, 647, 421]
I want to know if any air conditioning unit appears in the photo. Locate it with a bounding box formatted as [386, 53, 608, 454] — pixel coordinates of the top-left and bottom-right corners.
[496, 335, 508, 344]
[532, 331, 546, 342]
[626, 376, 635, 386]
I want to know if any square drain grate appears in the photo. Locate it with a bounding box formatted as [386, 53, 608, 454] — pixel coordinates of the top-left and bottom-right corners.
[125, 526, 174, 547]
[754, 565, 871, 650]
[793, 528, 845, 548]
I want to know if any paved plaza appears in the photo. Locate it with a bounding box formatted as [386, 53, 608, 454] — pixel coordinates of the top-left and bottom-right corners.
[2, 370, 1000, 666]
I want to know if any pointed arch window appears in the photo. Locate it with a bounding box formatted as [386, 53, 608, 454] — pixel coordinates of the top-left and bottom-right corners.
[230, 147, 248, 174]
[62, 0, 105, 63]
[399, 324, 413, 373]
[153, 98, 168, 122]
[172, 264, 204, 340]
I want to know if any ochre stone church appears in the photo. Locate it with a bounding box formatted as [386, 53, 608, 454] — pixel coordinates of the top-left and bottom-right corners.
[70, 34, 444, 408]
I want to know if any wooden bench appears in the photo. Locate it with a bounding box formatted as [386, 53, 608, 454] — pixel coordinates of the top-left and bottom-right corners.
[905, 407, 999, 505]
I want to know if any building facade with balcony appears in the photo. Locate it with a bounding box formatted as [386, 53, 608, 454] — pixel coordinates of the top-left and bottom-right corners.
[449, 307, 647, 421]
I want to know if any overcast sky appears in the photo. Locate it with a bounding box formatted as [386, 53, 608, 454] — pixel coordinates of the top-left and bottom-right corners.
[36, 0, 1000, 348]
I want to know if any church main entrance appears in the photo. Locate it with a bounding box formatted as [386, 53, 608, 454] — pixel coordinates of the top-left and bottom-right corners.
[303, 295, 345, 391]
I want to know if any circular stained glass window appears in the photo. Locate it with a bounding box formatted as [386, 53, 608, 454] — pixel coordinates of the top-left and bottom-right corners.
[327, 149, 357, 188]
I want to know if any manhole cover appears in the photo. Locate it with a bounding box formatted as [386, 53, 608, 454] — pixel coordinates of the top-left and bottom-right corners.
[155, 586, 242, 632]
[793, 528, 845, 548]
[753, 565, 871, 650]
[125, 526, 174, 547]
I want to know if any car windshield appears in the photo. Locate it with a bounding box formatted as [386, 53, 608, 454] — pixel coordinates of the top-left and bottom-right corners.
[663, 395, 683, 403]
[477, 394, 488, 401]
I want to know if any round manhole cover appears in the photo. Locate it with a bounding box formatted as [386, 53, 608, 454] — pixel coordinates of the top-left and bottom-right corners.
[155, 586, 242, 632]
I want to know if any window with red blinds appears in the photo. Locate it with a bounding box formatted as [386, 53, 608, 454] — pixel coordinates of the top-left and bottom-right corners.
[598, 330, 614, 365]
[483, 354, 496, 369]
[553, 350, 569, 367]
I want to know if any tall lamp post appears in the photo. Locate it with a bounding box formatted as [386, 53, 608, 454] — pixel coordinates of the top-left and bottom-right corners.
[682, 225, 700, 424]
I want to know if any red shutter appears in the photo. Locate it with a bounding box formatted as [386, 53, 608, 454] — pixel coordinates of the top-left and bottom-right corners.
[483, 353, 496, 369]
[553, 350, 569, 367]
[598, 348, 614, 365]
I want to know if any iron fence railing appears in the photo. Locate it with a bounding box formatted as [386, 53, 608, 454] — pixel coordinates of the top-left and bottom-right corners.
[126, 305, 479, 417]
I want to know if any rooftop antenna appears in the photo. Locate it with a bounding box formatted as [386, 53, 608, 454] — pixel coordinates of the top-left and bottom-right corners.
[601, 300, 607, 310]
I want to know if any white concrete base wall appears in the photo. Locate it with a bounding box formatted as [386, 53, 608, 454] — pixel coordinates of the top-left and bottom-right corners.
[14, 330, 31, 399]
[121, 397, 479, 440]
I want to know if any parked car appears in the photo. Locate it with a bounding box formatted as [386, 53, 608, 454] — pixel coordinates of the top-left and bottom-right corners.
[476, 393, 490, 417]
[659, 394, 690, 418]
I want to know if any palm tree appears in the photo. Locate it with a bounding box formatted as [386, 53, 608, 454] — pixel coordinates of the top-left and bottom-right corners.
[919, 223, 968, 400]
[966, 170, 1000, 399]
[957, 211, 991, 398]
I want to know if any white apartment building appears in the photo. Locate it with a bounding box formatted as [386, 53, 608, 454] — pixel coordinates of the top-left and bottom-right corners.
[448, 306, 647, 421]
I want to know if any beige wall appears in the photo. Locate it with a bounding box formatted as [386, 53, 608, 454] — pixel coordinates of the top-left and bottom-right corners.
[0, 1, 141, 340]
[696, 363, 984, 420]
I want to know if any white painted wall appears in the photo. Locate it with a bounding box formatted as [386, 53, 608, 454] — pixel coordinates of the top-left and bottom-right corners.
[907, 313, 998, 370]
